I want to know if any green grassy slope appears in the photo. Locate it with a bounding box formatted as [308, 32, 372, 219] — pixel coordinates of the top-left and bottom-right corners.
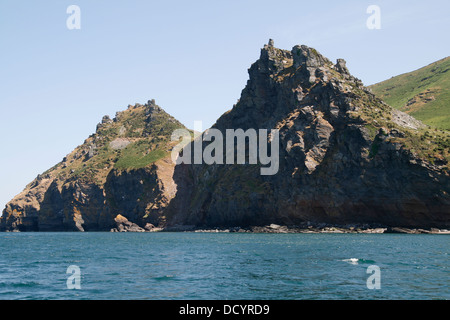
[369, 57, 450, 130]
[43, 102, 188, 186]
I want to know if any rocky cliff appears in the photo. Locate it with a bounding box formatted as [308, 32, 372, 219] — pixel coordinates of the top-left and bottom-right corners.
[0, 100, 186, 231]
[165, 40, 450, 229]
[2, 41, 449, 231]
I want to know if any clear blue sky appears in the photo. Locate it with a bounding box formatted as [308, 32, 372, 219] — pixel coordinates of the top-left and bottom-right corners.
[0, 0, 449, 210]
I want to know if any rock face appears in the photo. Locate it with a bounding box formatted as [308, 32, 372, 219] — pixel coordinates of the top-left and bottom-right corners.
[1, 41, 449, 231]
[0, 101, 186, 231]
[166, 41, 450, 229]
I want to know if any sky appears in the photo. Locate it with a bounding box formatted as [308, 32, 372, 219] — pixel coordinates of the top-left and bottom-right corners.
[0, 0, 449, 210]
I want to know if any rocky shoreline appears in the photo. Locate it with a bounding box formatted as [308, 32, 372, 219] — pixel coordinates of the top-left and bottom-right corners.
[3, 223, 449, 234]
[163, 223, 450, 235]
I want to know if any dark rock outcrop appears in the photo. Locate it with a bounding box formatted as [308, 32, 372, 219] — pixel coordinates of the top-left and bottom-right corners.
[111, 214, 145, 232]
[165, 40, 450, 229]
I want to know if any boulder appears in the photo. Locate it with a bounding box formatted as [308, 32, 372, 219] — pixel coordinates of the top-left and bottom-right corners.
[113, 214, 145, 232]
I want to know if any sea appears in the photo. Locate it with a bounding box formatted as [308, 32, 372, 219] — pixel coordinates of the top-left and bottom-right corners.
[0, 232, 448, 300]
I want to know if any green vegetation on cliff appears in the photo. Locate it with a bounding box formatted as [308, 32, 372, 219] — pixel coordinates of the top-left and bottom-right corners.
[52, 101, 187, 184]
[369, 57, 450, 130]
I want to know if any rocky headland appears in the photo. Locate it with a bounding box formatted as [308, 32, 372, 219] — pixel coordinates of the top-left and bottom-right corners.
[1, 41, 449, 232]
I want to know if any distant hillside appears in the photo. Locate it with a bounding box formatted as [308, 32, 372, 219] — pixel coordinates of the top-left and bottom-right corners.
[369, 57, 450, 130]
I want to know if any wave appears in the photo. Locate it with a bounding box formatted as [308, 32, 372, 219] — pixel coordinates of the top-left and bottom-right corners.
[152, 275, 176, 281]
[342, 258, 376, 265]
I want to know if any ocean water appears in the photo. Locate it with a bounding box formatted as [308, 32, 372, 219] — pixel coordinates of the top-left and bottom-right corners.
[0, 232, 448, 300]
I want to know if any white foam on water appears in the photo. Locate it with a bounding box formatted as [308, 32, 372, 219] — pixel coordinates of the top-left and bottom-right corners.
[342, 258, 359, 265]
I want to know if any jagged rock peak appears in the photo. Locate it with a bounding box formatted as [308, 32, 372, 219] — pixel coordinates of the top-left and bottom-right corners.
[264, 38, 275, 47]
[260, 40, 330, 65]
[292, 45, 325, 67]
[101, 115, 113, 124]
[123, 99, 160, 111]
[146, 99, 156, 107]
[257, 41, 339, 79]
[258, 40, 293, 74]
[335, 58, 350, 75]
[255, 40, 367, 88]
[259, 41, 353, 75]
[145, 99, 162, 113]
